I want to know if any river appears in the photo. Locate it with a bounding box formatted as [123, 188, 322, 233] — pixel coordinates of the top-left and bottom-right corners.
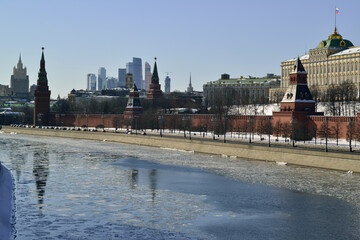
[1, 132, 359, 239]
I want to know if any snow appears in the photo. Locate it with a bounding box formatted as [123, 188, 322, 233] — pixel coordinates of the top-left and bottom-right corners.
[330, 46, 360, 57]
[229, 102, 360, 116]
[0, 163, 13, 240]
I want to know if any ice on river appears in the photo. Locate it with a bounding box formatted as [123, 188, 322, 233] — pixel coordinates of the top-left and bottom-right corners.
[0, 133, 360, 239]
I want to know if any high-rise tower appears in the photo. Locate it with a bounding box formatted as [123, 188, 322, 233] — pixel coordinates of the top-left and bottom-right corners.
[118, 68, 126, 87]
[127, 58, 143, 89]
[87, 74, 96, 90]
[98, 67, 106, 90]
[144, 62, 151, 91]
[34, 48, 51, 126]
[10, 54, 29, 96]
[164, 75, 171, 93]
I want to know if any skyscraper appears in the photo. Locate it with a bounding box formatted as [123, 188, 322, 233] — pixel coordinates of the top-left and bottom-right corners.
[165, 76, 171, 93]
[118, 68, 126, 87]
[126, 58, 143, 90]
[10, 54, 29, 96]
[98, 67, 106, 90]
[87, 74, 96, 90]
[144, 62, 151, 91]
[106, 77, 117, 89]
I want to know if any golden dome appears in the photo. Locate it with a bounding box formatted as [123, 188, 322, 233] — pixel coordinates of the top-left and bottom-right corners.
[328, 27, 343, 40]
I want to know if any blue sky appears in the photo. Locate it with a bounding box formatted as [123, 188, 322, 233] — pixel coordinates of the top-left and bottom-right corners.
[0, 0, 359, 98]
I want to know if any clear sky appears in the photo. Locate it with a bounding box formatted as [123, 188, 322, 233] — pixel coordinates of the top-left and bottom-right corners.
[0, 0, 359, 98]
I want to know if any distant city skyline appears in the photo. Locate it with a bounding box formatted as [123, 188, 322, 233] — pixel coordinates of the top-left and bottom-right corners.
[0, 1, 359, 98]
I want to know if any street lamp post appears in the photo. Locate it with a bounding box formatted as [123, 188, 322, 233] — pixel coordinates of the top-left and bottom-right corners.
[291, 117, 296, 147]
[325, 117, 329, 152]
[188, 115, 192, 140]
[158, 115, 163, 137]
[349, 118, 353, 152]
[268, 116, 271, 147]
[135, 115, 139, 135]
[182, 115, 187, 138]
[248, 117, 253, 144]
[211, 115, 216, 140]
[223, 114, 228, 143]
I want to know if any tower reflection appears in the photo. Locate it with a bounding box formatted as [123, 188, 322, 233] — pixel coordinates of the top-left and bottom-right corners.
[128, 169, 138, 189]
[149, 169, 157, 201]
[33, 150, 49, 209]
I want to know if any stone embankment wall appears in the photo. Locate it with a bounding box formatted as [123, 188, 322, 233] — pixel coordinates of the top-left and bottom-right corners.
[3, 126, 360, 173]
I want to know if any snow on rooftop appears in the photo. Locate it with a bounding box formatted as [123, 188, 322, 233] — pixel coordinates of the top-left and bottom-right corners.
[330, 46, 360, 57]
[284, 54, 309, 63]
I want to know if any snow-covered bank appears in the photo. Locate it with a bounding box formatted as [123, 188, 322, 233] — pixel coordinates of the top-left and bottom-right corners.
[0, 163, 13, 240]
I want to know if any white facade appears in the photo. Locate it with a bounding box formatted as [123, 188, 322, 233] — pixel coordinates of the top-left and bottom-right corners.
[280, 29, 360, 97]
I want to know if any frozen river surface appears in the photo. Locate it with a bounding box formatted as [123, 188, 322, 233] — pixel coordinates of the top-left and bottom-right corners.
[1, 133, 360, 239]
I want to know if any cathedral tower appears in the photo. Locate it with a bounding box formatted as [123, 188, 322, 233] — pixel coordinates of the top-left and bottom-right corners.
[34, 48, 51, 126]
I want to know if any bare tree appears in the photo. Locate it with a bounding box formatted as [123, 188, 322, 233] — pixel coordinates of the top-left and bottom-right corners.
[330, 119, 341, 146]
[281, 123, 291, 142]
[273, 120, 282, 141]
[347, 118, 355, 152]
[272, 89, 286, 105]
[309, 86, 321, 111]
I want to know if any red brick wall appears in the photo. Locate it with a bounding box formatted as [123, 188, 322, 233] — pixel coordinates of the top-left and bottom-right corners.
[49, 112, 360, 139]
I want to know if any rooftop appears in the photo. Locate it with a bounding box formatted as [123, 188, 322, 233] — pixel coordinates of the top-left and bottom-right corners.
[205, 77, 280, 86]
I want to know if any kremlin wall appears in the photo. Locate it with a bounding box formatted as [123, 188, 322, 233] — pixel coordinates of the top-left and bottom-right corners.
[45, 56, 360, 141]
[47, 112, 360, 140]
[29, 46, 360, 142]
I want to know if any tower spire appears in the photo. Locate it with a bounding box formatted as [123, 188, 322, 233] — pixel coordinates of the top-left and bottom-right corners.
[38, 47, 48, 82]
[151, 57, 159, 84]
[41, 47, 45, 70]
[146, 57, 163, 100]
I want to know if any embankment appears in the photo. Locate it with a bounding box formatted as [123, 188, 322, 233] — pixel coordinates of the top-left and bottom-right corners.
[2, 126, 360, 173]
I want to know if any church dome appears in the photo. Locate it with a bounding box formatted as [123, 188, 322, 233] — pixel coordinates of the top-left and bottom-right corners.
[315, 28, 354, 49]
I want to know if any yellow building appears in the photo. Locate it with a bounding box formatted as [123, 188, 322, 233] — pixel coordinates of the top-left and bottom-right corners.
[279, 28, 360, 98]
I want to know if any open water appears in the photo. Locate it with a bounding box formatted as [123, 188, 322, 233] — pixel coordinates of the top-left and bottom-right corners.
[1, 133, 360, 239]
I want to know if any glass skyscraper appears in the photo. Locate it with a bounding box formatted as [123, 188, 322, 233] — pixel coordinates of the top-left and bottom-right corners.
[126, 57, 143, 89]
[98, 67, 106, 90]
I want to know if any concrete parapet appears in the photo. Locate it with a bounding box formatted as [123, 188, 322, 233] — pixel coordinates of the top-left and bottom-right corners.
[3, 126, 360, 173]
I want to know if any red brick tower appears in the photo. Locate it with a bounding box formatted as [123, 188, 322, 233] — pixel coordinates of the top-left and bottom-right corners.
[146, 58, 163, 100]
[124, 83, 143, 118]
[279, 56, 315, 113]
[273, 57, 322, 124]
[34, 48, 51, 126]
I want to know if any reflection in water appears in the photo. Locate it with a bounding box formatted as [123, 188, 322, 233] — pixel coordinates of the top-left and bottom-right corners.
[2, 134, 360, 239]
[128, 169, 138, 189]
[33, 150, 49, 209]
[149, 169, 157, 201]
[9, 146, 27, 182]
